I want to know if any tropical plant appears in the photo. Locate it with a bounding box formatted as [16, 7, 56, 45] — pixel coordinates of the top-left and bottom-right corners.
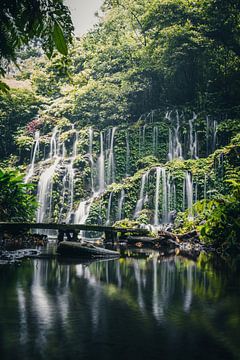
[0, 168, 37, 221]
[0, 0, 74, 92]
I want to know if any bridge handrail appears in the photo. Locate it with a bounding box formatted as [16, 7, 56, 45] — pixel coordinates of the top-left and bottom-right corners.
[0, 222, 149, 234]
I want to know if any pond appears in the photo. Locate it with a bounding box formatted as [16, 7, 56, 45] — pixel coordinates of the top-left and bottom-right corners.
[0, 250, 239, 360]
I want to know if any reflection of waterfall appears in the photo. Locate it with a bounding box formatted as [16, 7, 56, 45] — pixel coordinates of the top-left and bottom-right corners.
[25, 130, 40, 183]
[17, 286, 28, 345]
[152, 257, 176, 322]
[133, 260, 145, 311]
[31, 261, 53, 347]
[183, 264, 194, 312]
[134, 171, 149, 218]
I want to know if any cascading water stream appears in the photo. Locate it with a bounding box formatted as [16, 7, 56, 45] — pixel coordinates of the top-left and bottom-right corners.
[74, 199, 93, 225]
[36, 158, 60, 223]
[25, 130, 40, 183]
[98, 131, 105, 193]
[213, 120, 218, 152]
[134, 171, 149, 218]
[153, 126, 158, 156]
[107, 127, 117, 185]
[185, 171, 193, 220]
[49, 127, 58, 158]
[154, 167, 161, 226]
[118, 189, 125, 220]
[167, 111, 183, 161]
[106, 192, 113, 225]
[161, 168, 169, 224]
[64, 129, 79, 222]
[88, 127, 95, 193]
[36, 127, 62, 224]
[189, 112, 198, 159]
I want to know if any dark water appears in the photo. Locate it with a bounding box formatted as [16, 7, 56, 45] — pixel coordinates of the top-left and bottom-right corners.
[0, 250, 240, 360]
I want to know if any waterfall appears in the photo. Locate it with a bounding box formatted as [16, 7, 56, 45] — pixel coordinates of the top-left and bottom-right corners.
[64, 130, 79, 222]
[49, 127, 59, 158]
[161, 168, 169, 224]
[185, 171, 193, 220]
[167, 111, 183, 161]
[36, 158, 59, 223]
[206, 116, 217, 155]
[168, 128, 173, 161]
[213, 120, 218, 152]
[152, 126, 158, 156]
[134, 171, 149, 218]
[106, 192, 113, 225]
[118, 189, 125, 220]
[142, 124, 146, 149]
[74, 199, 93, 225]
[125, 131, 130, 176]
[154, 167, 161, 226]
[88, 127, 94, 193]
[73, 129, 78, 157]
[206, 115, 210, 155]
[189, 112, 198, 159]
[59, 162, 74, 222]
[98, 131, 105, 193]
[107, 127, 116, 184]
[36, 127, 62, 223]
[25, 130, 40, 183]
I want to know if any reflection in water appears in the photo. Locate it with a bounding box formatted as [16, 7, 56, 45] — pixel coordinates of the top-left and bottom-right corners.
[0, 252, 240, 360]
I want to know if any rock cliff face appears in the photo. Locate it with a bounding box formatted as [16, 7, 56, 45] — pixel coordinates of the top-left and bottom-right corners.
[18, 109, 240, 227]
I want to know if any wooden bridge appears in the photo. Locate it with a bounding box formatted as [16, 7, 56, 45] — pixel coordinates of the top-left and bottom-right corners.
[0, 222, 149, 242]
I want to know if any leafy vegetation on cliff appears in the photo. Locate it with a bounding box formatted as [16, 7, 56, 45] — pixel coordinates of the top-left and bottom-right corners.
[0, 168, 36, 221]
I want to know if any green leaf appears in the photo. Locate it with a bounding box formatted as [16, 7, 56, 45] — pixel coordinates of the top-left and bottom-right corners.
[53, 21, 68, 56]
[0, 81, 10, 93]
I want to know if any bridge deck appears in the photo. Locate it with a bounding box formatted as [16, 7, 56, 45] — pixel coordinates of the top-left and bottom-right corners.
[0, 222, 149, 235]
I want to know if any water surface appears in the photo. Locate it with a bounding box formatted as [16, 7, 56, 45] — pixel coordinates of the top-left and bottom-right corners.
[0, 251, 239, 360]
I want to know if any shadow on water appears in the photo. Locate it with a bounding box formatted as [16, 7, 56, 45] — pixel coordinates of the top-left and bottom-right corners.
[0, 250, 240, 360]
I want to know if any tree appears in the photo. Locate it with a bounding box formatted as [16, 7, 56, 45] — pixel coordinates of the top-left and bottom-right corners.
[0, 0, 74, 91]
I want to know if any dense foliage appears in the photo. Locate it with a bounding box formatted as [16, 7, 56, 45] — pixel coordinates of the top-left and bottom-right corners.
[0, 0, 74, 92]
[0, 168, 37, 221]
[20, 0, 240, 125]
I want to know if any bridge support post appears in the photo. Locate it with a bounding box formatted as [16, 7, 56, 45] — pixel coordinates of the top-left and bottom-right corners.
[104, 230, 118, 244]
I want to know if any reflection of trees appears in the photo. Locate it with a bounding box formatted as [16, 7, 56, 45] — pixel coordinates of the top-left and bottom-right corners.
[0, 253, 239, 359]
